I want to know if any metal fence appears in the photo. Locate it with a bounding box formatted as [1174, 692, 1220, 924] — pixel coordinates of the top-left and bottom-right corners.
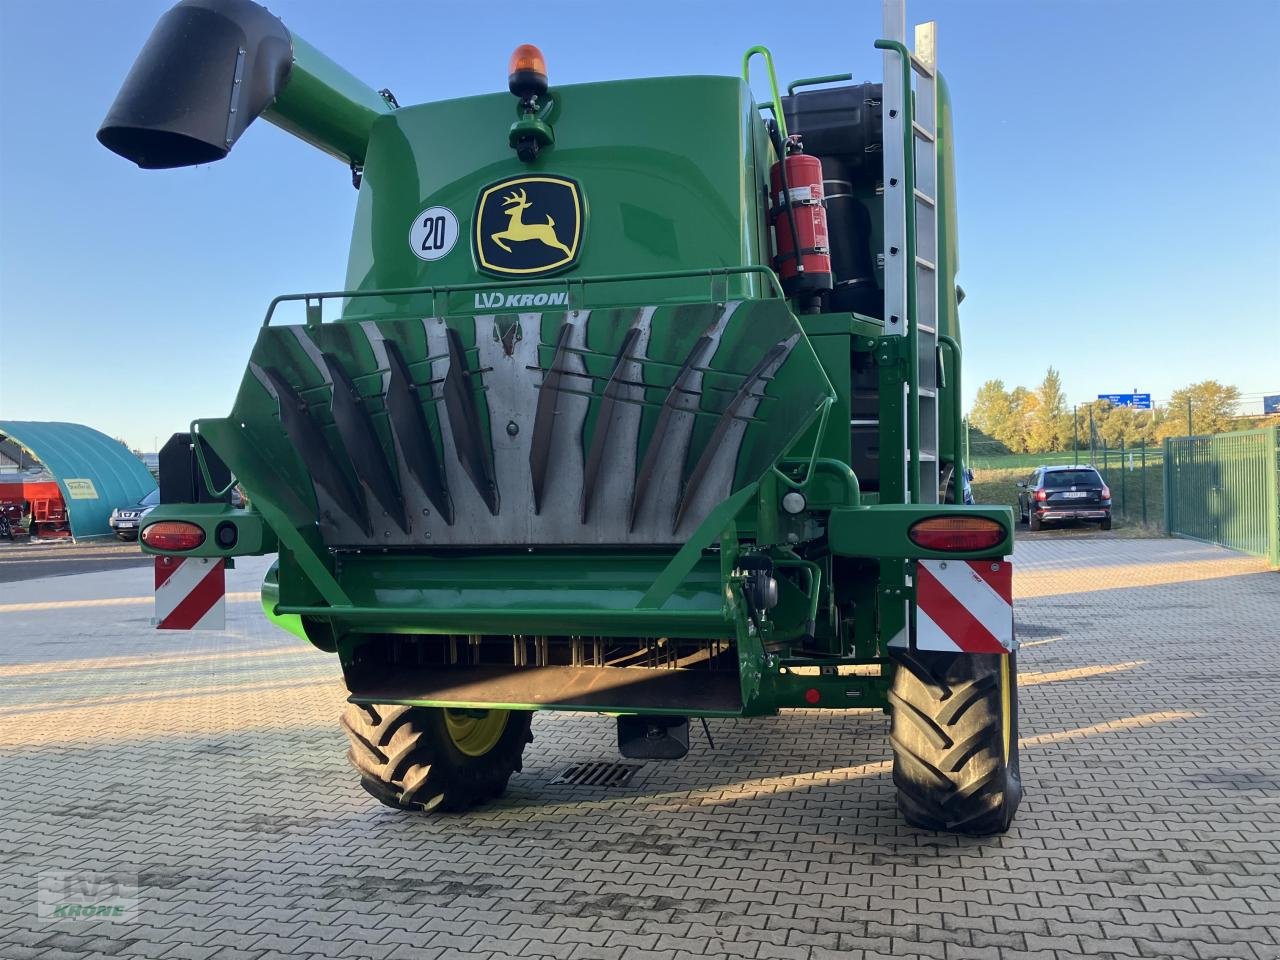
[1096, 440, 1161, 530]
[1164, 427, 1279, 567]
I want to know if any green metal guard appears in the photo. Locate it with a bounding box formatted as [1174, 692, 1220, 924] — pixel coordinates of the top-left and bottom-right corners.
[773, 551, 822, 639]
[189, 426, 238, 499]
[742, 46, 788, 140]
[938, 333, 963, 477]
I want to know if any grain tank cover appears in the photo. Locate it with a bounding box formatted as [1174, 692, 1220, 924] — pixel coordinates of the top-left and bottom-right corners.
[97, 0, 292, 169]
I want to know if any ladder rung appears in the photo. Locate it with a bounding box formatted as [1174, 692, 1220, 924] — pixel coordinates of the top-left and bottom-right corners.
[917, 324, 936, 334]
[913, 189, 935, 207]
[908, 451, 938, 462]
[915, 257, 936, 272]
[910, 56, 935, 78]
[850, 419, 880, 427]
[912, 121, 935, 142]
[919, 388, 936, 398]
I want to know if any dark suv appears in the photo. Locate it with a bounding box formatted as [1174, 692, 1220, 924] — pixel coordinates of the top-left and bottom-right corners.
[1017, 465, 1111, 531]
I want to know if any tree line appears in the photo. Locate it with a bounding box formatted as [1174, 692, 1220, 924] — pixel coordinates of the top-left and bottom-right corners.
[969, 370, 1244, 454]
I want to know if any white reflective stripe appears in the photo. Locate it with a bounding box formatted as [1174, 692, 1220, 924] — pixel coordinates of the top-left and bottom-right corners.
[155, 558, 210, 621]
[915, 607, 962, 652]
[155, 557, 225, 630]
[919, 559, 1012, 645]
[190, 595, 226, 631]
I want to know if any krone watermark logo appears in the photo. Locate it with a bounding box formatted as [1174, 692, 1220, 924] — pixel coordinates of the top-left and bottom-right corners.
[38, 871, 139, 922]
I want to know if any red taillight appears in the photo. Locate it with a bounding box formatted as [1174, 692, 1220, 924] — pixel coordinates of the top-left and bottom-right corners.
[1034, 489, 1048, 501]
[908, 516, 1007, 552]
[1101, 485, 1111, 500]
[141, 521, 206, 551]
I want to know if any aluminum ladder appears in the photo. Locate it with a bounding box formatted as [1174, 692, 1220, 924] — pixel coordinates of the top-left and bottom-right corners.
[879, 0, 940, 505]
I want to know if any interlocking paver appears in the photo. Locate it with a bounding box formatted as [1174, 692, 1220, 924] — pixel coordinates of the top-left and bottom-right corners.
[2, 540, 1278, 959]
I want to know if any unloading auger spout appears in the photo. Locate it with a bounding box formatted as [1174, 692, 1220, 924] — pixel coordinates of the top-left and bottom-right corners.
[97, 0, 391, 170]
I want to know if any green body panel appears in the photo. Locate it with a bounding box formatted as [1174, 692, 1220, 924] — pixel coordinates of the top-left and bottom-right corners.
[141, 503, 276, 557]
[133, 48, 987, 718]
[829, 503, 1014, 560]
[337, 77, 770, 320]
[934, 75, 961, 354]
[262, 35, 392, 166]
[260, 559, 309, 644]
[934, 74, 962, 466]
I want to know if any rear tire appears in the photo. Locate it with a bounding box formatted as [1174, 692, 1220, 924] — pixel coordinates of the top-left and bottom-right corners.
[888, 649, 1022, 835]
[1100, 517, 1112, 531]
[1028, 513, 1042, 531]
[341, 703, 533, 813]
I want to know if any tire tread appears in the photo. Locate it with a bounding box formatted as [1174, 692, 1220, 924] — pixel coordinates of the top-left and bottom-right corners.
[340, 703, 532, 814]
[888, 648, 1021, 835]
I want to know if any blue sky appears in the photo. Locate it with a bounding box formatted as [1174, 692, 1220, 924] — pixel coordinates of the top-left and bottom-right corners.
[1, 0, 1277, 450]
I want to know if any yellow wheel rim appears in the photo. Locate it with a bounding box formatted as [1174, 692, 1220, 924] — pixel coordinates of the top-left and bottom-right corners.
[443, 709, 509, 757]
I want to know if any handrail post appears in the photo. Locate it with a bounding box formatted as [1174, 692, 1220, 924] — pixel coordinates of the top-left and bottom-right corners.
[786, 73, 854, 97]
[742, 46, 788, 140]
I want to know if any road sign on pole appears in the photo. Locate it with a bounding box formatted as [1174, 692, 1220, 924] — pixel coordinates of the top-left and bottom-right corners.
[1097, 393, 1152, 409]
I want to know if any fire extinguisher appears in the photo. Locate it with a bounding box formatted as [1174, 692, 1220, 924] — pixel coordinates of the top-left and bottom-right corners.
[769, 135, 833, 305]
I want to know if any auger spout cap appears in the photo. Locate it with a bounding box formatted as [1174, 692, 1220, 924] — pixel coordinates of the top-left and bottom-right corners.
[97, 0, 292, 168]
[98, 0, 391, 170]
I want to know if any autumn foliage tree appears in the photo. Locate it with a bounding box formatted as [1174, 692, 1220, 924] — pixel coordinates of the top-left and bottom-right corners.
[1026, 368, 1070, 452]
[1157, 381, 1242, 439]
[969, 375, 1241, 454]
[970, 380, 1015, 440]
[971, 369, 1069, 453]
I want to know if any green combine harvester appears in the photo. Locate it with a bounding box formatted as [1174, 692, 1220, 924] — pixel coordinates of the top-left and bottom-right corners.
[101, 0, 1022, 833]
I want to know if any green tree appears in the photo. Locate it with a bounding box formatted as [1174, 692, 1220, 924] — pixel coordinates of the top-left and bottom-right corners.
[1074, 399, 1158, 452]
[1071, 399, 1106, 450]
[1099, 404, 1138, 447]
[1157, 380, 1242, 438]
[999, 386, 1036, 452]
[970, 379, 1014, 438]
[1026, 367, 1069, 452]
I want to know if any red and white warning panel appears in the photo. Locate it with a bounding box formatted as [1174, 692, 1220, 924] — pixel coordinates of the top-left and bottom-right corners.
[916, 559, 1014, 654]
[154, 556, 226, 630]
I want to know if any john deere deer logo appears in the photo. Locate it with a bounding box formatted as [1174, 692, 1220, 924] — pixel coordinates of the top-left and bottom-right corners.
[474, 175, 583, 276]
[492, 188, 572, 258]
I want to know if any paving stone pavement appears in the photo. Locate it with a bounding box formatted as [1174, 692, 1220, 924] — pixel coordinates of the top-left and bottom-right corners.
[1, 539, 1277, 960]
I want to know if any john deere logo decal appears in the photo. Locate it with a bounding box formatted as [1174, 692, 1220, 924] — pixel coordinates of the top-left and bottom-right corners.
[474, 175, 583, 276]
